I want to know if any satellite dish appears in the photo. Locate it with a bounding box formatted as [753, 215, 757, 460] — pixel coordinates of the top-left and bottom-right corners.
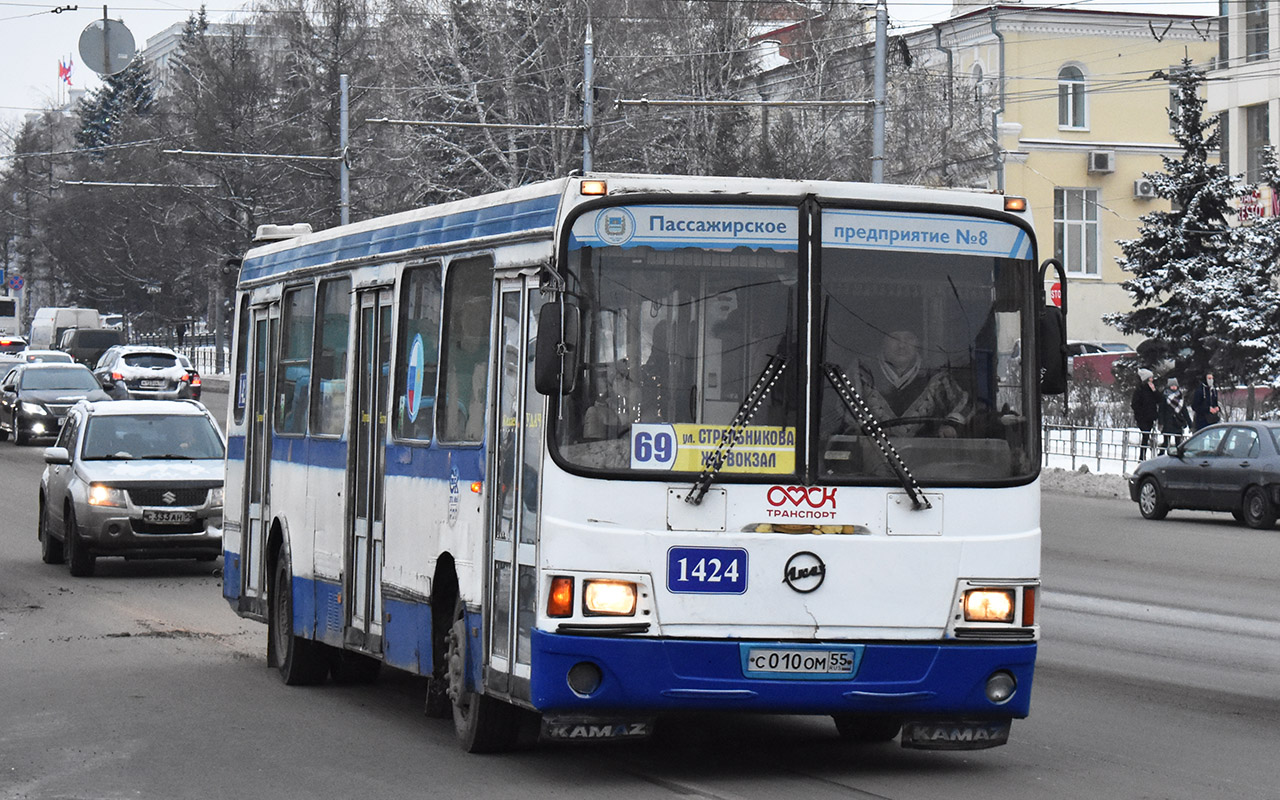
[78, 18, 136, 76]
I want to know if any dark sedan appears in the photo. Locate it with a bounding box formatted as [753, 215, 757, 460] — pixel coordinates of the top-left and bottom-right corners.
[1129, 421, 1280, 529]
[0, 363, 112, 445]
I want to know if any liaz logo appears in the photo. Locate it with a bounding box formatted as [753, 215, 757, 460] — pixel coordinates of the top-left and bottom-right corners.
[782, 551, 826, 593]
[595, 207, 636, 245]
[766, 486, 838, 521]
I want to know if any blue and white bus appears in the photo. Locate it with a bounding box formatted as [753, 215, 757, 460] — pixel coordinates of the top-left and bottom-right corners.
[223, 174, 1067, 752]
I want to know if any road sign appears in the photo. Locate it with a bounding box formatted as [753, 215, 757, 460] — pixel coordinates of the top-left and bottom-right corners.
[78, 18, 136, 77]
[9, 275, 24, 292]
[1049, 281, 1062, 308]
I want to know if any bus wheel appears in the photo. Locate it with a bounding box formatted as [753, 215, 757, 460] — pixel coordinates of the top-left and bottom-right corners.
[329, 648, 382, 684]
[1242, 486, 1277, 529]
[832, 715, 901, 742]
[446, 599, 519, 752]
[268, 546, 329, 686]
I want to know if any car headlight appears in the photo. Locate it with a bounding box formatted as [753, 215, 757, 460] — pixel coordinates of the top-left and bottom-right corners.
[582, 580, 637, 616]
[208, 487, 224, 507]
[20, 401, 47, 416]
[87, 484, 128, 508]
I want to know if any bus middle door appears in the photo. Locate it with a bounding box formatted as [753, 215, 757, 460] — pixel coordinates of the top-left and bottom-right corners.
[346, 288, 392, 653]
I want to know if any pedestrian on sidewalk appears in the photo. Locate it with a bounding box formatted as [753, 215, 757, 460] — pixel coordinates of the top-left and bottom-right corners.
[1131, 368, 1160, 459]
[1159, 377, 1191, 453]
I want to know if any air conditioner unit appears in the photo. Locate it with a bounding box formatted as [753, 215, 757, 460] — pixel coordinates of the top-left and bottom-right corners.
[1134, 179, 1158, 199]
[1087, 150, 1116, 174]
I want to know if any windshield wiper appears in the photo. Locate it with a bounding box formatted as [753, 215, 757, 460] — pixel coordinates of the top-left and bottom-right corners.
[685, 353, 787, 506]
[821, 362, 931, 511]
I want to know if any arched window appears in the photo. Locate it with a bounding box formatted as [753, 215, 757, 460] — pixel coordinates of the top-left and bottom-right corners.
[1058, 65, 1086, 129]
[972, 64, 985, 102]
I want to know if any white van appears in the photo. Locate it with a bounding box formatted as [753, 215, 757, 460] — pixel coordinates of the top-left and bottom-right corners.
[29, 307, 102, 350]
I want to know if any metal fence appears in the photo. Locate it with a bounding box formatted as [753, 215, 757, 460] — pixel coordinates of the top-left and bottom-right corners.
[1042, 423, 1186, 475]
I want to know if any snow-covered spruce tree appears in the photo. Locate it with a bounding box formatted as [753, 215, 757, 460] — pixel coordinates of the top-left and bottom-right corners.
[1104, 59, 1237, 383]
[1217, 147, 1280, 413]
[74, 56, 156, 151]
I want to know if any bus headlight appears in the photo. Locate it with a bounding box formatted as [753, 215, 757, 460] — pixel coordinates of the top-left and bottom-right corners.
[583, 580, 636, 616]
[208, 487, 224, 507]
[963, 588, 1015, 623]
[88, 484, 128, 508]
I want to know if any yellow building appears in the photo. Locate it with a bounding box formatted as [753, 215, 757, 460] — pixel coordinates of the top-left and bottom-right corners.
[908, 4, 1216, 344]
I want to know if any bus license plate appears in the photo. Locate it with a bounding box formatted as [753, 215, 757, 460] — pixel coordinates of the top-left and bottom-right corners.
[143, 509, 195, 525]
[741, 645, 862, 680]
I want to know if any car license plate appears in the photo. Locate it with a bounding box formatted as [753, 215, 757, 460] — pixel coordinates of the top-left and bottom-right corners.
[142, 509, 195, 525]
[140, 379, 166, 389]
[741, 645, 863, 680]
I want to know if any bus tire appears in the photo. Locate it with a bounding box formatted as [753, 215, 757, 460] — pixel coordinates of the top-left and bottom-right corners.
[1242, 485, 1276, 529]
[832, 714, 901, 742]
[269, 546, 329, 686]
[446, 598, 520, 753]
[1137, 478, 1169, 520]
[39, 498, 64, 565]
[329, 648, 382, 684]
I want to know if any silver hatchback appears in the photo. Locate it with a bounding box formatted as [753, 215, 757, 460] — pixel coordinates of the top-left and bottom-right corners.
[38, 399, 225, 576]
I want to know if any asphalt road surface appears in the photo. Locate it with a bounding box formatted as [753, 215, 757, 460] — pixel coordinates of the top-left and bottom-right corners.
[1, 389, 1276, 798]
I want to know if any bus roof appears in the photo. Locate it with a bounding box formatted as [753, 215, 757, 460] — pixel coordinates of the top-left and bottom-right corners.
[239, 174, 1022, 285]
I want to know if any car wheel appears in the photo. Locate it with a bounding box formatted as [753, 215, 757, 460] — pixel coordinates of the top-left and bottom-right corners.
[447, 598, 524, 753]
[65, 506, 95, 577]
[268, 543, 329, 685]
[14, 425, 29, 446]
[39, 498, 64, 565]
[832, 715, 902, 742]
[1242, 486, 1277, 530]
[1138, 477, 1170, 520]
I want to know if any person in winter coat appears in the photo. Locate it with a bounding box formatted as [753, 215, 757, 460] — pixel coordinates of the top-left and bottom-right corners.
[1131, 369, 1160, 459]
[1191, 372, 1221, 431]
[1159, 377, 1192, 453]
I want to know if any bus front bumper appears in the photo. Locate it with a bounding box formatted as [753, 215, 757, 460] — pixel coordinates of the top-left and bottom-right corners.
[530, 629, 1035, 718]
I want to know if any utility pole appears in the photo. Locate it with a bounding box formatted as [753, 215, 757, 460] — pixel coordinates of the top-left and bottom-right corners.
[872, 0, 887, 183]
[582, 21, 594, 173]
[340, 73, 350, 225]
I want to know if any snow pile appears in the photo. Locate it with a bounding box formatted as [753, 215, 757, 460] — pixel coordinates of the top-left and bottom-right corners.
[1039, 466, 1130, 499]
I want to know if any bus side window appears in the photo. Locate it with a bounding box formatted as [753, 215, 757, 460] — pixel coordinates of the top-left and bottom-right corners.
[275, 285, 315, 435]
[233, 297, 250, 425]
[310, 277, 352, 436]
[439, 256, 493, 443]
[394, 263, 442, 441]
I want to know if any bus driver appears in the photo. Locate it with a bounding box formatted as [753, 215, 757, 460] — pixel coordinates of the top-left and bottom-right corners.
[845, 329, 971, 438]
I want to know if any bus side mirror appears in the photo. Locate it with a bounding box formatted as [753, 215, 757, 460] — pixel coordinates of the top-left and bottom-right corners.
[1039, 304, 1068, 395]
[535, 301, 581, 396]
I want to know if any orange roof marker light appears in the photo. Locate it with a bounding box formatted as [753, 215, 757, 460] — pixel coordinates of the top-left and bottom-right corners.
[1004, 196, 1028, 212]
[580, 179, 608, 196]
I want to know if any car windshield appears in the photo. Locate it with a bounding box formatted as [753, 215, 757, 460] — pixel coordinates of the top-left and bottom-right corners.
[19, 367, 100, 391]
[82, 414, 225, 460]
[123, 353, 180, 369]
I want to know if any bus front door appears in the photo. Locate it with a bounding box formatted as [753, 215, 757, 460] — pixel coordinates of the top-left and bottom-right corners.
[487, 280, 543, 699]
[346, 288, 392, 652]
[242, 304, 278, 610]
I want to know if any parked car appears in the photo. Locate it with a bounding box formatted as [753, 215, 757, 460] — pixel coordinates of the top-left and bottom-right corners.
[0, 363, 111, 445]
[1129, 420, 1280, 529]
[94, 345, 201, 401]
[38, 399, 225, 576]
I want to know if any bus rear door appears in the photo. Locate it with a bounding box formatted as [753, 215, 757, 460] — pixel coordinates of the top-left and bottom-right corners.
[242, 304, 278, 609]
[347, 288, 392, 652]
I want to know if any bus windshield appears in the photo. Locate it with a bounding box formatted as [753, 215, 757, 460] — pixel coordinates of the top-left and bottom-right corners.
[553, 202, 1037, 484]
